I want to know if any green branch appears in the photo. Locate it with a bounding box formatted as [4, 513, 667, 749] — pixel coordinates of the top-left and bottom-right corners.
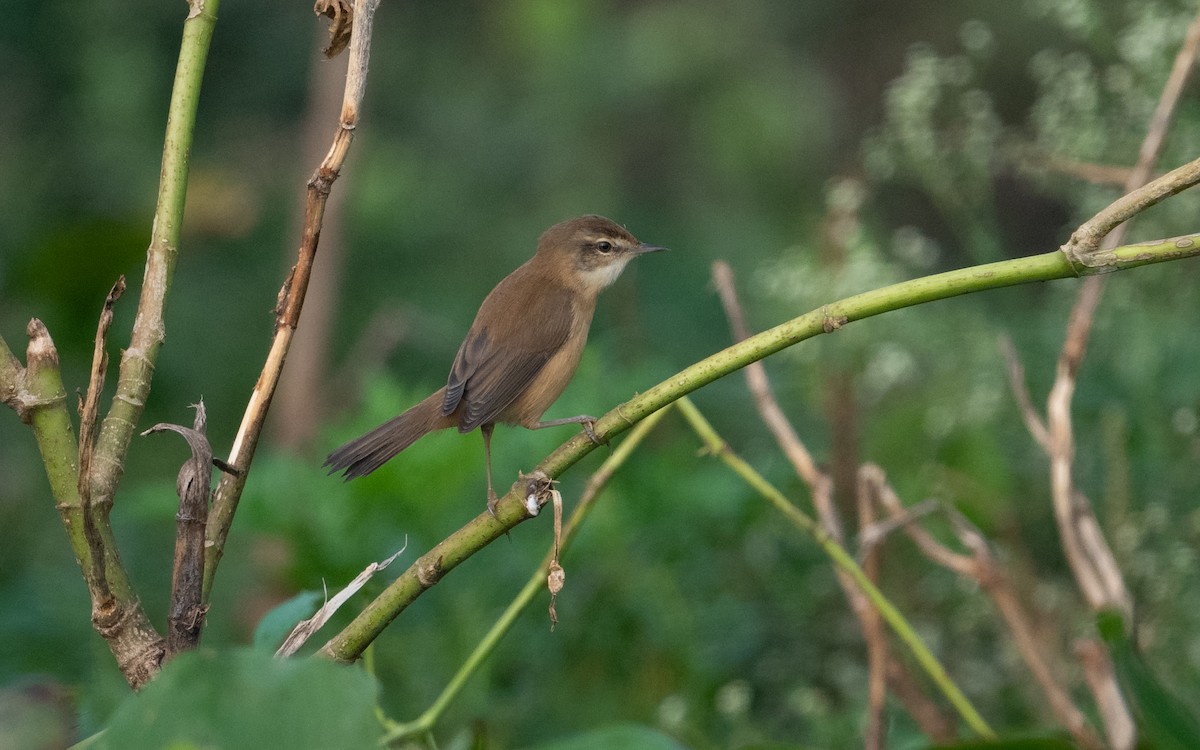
[320, 231, 1200, 662]
[380, 407, 670, 742]
[88, 0, 220, 509]
[0, 1, 221, 689]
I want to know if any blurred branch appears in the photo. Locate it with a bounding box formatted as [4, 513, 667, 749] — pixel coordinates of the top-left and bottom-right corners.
[856, 472, 887, 750]
[379, 407, 670, 743]
[1046, 12, 1200, 620]
[712, 259, 956, 743]
[1012, 148, 1135, 187]
[999, 333, 1050, 450]
[203, 0, 382, 603]
[862, 466, 1104, 750]
[710, 262, 835, 531]
[1032, 17, 1200, 746]
[1076, 639, 1136, 750]
[674, 396, 996, 740]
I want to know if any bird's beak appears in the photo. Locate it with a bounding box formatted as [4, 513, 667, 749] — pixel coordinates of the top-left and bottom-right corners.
[632, 243, 669, 255]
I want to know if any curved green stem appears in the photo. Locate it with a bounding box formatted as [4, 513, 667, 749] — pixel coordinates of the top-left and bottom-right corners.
[380, 407, 671, 744]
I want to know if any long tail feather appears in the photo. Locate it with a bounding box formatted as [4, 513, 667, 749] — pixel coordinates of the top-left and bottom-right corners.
[324, 390, 452, 479]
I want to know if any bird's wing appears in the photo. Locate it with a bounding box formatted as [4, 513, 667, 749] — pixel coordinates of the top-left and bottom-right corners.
[442, 283, 575, 432]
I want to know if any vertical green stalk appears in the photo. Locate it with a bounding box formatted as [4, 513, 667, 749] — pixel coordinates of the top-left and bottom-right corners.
[380, 408, 671, 743]
[90, 0, 221, 507]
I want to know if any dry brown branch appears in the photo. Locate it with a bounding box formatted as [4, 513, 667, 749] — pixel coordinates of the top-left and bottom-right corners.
[1077, 639, 1136, 750]
[1047, 4, 1200, 610]
[78, 276, 126, 493]
[885, 660, 958, 743]
[862, 465, 1104, 750]
[77, 278, 128, 619]
[271, 43, 353, 451]
[711, 261, 958, 743]
[142, 402, 219, 657]
[1042, 16, 1200, 744]
[856, 471, 887, 750]
[998, 334, 1049, 451]
[711, 261, 837, 536]
[1031, 152, 1135, 187]
[203, 0, 382, 602]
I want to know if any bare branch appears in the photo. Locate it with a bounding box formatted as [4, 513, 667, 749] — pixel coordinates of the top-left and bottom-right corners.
[204, 0, 382, 602]
[856, 471, 887, 750]
[712, 263, 963, 743]
[998, 334, 1050, 450]
[1044, 11, 1200, 638]
[865, 471, 1104, 750]
[1017, 149, 1136, 187]
[20, 321, 165, 689]
[78, 278, 128, 612]
[711, 261, 839, 538]
[1077, 638, 1136, 750]
[142, 402, 220, 657]
[78, 276, 126, 489]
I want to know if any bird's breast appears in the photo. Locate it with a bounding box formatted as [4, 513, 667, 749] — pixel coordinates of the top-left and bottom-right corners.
[499, 293, 596, 427]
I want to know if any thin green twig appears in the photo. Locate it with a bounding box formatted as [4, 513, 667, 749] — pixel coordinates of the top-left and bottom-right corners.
[381, 406, 671, 743]
[674, 395, 996, 740]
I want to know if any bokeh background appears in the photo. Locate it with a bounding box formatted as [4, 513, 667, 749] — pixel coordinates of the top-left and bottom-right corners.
[3, 0, 1200, 746]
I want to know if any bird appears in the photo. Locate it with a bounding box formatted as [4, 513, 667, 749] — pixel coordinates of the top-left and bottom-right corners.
[325, 215, 666, 513]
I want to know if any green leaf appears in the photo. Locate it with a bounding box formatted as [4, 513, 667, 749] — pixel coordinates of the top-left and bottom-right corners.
[252, 591, 323, 652]
[95, 647, 380, 750]
[520, 723, 689, 750]
[1097, 611, 1200, 750]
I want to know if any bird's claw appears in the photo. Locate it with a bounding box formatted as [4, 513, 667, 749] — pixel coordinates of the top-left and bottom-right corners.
[580, 417, 604, 446]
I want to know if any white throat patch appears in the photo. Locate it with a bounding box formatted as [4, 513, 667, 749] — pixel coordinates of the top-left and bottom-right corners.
[578, 256, 632, 291]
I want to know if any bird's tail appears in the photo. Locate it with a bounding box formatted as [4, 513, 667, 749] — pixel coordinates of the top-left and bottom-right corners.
[325, 390, 454, 479]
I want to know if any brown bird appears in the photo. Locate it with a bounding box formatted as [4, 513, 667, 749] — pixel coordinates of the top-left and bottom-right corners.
[325, 215, 666, 513]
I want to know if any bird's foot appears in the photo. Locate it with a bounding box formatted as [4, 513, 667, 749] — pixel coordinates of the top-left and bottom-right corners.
[579, 417, 604, 446]
[486, 487, 501, 518]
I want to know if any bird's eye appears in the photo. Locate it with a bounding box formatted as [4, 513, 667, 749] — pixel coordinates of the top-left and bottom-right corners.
[595, 241, 613, 253]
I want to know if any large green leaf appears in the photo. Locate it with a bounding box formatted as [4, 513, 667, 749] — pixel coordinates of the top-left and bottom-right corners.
[1098, 610, 1200, 750]
[521, 723, 690, 750]
[94, 647, 380, 750]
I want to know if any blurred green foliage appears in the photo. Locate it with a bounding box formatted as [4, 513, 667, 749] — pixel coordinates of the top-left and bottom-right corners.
[3, 0, 1200, 747]
[95, 648, 380, 749]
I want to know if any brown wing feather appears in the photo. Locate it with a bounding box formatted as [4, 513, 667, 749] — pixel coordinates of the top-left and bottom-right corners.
[443, 270, 575, 432]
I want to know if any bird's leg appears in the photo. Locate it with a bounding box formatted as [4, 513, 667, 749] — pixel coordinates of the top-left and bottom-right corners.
[529, 414, 603, 445]
[482, 422, 499, 516]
